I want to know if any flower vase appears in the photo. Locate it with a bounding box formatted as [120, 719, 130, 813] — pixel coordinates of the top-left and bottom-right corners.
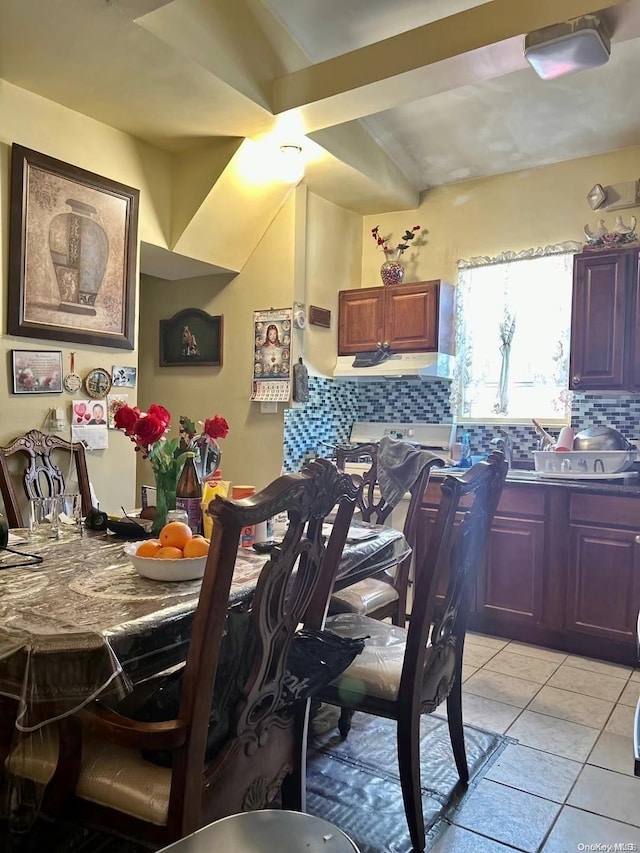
[380, 252, 405, 286]
[195, 439, 221, 482]
[152, 468, 179, 536]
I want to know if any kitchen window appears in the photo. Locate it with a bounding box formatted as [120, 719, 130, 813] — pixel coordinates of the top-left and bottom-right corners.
[450, 245, 579, 424]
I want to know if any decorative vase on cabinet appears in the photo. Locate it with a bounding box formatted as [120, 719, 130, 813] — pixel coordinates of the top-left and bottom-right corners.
[380, 250, 405, 286]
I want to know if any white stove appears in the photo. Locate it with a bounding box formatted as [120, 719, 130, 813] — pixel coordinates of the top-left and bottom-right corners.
[348, 422, 455, 456]
[342, 422, 456, 532]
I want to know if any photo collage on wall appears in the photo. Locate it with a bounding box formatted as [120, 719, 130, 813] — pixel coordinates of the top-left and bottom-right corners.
[250, 308, 292, 402]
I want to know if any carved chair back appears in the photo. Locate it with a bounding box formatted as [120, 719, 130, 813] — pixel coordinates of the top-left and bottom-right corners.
[73, 459, 357, 843]
[167, 458, 358, 835]
[335, 443, 392, 525]
[0, 429, 92, 527]
[399, 451, 507, 710]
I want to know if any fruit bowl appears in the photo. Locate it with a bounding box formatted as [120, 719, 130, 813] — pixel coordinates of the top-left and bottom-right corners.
[123, 542, 207, 582]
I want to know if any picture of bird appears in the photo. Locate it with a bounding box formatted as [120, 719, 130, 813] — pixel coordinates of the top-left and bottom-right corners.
[583, 219, 608, 243]
[614, 215, 637, 235]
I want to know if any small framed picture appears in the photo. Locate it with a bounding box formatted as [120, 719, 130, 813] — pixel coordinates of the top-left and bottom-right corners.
[12, 349, 63, 394]
[111, 365, 137, 387]
[159, 308, 223, 367]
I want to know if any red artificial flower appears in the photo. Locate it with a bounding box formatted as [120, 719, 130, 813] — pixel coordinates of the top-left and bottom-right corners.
[147, 403, 171, 427]
[203, 415, 230, 440]
[134, 414, 166, 448]
[114, 404, 140, 435]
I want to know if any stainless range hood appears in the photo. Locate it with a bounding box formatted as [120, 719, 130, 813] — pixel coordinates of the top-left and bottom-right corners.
[333, 352, 455, 381]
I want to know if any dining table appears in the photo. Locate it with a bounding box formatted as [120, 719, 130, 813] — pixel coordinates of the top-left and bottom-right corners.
[0, 522, 410, 735]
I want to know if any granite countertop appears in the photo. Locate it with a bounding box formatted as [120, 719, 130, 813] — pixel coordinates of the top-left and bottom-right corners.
[432, 462, 640, 497]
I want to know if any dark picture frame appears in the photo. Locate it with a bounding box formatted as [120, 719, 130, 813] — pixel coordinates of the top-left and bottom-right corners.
[8, 144, 139, 350]
[159, 309, 223, 367]
[11, 349, 63, 394]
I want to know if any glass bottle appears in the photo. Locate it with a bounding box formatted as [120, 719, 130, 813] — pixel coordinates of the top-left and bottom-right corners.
[176, 452, 202, 534]
[460, 433, 472, 468]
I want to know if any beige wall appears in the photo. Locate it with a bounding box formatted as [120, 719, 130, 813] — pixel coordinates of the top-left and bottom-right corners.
[0, 80, 173, 515]
[361, 145, 640, 286]
[304, 191, 362, 376]
[137, 193, 298, 495]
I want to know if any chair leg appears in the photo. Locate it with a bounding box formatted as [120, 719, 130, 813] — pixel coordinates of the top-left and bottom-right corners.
[281, 701, 309, 812]
[446, 665, 469, 784]
[338, 707, 353, 739]
[393, 586, 408, 627]
[397, 707, 425, 853]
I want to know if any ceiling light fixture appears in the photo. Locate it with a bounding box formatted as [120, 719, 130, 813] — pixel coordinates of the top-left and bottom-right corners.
[279, 144, 304, 183]
[524, 15, 610, 81]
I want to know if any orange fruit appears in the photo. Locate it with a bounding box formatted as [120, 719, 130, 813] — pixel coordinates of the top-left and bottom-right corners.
[136, 539, 161, 558]
[155, 546, 183, 560]
[160, 521, 192, 550]
[183, 537, 210, 558]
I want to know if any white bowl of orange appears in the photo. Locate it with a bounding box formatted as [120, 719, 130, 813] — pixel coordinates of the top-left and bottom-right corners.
[124, 521, 210, 582]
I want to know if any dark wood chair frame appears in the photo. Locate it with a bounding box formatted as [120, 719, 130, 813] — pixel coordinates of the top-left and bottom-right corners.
[0, 428, 92, 527]
[18, 458, 358, 846]
[319, 451, 508, 853]
[333, 442, 444, 625]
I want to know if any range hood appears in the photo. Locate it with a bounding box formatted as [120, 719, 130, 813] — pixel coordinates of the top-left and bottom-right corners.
[333, 352, 455, 381]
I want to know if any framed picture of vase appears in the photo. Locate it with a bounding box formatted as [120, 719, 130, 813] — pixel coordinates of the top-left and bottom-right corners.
[159, 308, 223, 367]
[7, 144, 139, 350]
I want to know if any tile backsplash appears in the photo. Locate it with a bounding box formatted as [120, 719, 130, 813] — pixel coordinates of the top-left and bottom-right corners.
[283, 378, 640, 470]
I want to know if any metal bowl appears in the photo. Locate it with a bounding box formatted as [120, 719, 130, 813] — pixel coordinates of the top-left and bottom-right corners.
[572, 426, 632, 452]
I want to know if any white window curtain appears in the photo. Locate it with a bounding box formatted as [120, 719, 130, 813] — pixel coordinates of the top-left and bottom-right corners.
[450, 244, 579, 423]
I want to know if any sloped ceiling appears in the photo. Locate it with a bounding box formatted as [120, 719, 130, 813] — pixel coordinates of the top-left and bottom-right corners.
[1, 0, 639, 274]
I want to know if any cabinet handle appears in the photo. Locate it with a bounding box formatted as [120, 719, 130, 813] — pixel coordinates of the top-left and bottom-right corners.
[572, 375, 581, 387]
[382, 341, 389, 349]
[376, 341, 382, 350]
[635, 536, 640, 545]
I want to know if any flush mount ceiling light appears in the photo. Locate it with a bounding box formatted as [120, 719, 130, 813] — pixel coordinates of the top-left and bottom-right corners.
[524, 15, 610, 80]
[279, 144, 304, 183]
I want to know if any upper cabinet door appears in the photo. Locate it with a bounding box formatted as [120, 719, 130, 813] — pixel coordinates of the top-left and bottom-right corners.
[338, 288, 385, 355]
[385, 282, 439, 352]
[630, 251, 640, 391]
[570, 251, 634, 392]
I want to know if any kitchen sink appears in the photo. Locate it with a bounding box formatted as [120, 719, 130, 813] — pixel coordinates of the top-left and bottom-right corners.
[506, 469, 539, 481]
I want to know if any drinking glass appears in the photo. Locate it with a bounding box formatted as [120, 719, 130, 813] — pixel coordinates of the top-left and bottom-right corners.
[57, 494, 84, 538]
[28, 497, 60, 541]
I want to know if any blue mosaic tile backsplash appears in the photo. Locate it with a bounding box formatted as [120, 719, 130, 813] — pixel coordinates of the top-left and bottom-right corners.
[282, 378, 640, 470]
[283, 378, 358, 472]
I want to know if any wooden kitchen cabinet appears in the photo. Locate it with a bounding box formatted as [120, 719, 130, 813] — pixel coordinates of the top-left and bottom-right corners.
[420, 481, 545, 623]
[567, 493, 640, 644]
[338, 280, 454, 355]
[419, 476, 640, 664]
[570, 248, 640, 392]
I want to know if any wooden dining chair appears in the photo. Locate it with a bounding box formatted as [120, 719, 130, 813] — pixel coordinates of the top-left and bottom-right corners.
[329, 442, 443, 626]
[317, 451, 508, 853]
[0, 428, 92, 527]
[6, 458, 359, 847]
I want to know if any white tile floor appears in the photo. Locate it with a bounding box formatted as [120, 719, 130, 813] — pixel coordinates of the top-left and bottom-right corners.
[431, 633, 640, 852]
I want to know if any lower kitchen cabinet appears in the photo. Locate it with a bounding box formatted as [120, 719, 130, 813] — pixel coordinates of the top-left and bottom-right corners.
[420, 477, 640, 664]
[567, 492, 640, 646]
[567, 524, 640, 643]
[477, 516, 545, 625]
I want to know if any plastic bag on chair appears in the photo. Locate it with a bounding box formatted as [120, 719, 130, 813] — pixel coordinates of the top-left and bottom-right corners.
[278, 629, 366, 707]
